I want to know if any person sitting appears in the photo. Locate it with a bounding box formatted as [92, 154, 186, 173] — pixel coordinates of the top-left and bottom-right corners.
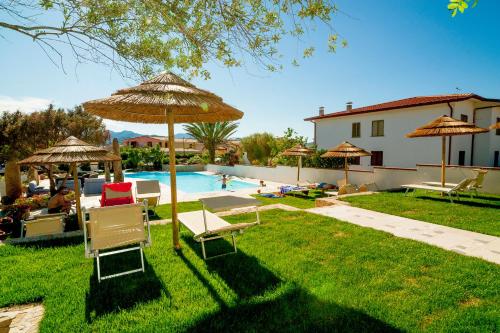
[47, 186, 72, 214]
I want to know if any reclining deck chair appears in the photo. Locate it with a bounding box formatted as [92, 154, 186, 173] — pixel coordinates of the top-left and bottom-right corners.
[83, 202, 151, 282]
[100, 182, 134, 207]
[178, 196, 262, 260]
[135, 180, 161, 212]
[21, 213, 65, 239]
[402, 179, 473, 203]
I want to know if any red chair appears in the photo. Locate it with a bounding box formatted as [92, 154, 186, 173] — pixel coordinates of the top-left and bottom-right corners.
[100, 182, 134, 207]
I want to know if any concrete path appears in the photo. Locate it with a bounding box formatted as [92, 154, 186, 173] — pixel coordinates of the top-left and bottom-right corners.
[306, 205, 500, 265]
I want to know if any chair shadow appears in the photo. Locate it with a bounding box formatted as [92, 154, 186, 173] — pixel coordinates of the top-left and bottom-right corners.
[186, 284, 402, 333]
[85, 255, 169, 323]
[182, 235, 281, 300]
[415, 194, 500, 209]
[11, 235, 84, 249]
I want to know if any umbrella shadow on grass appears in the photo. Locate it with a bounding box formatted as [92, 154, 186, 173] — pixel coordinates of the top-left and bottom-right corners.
[181, 234, 281, 300]
[85, 253, 169, 323]
[186, 283, 402, 333]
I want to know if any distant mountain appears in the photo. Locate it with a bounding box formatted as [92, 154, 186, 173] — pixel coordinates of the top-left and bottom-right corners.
[109, 130, 192, 143]
[174, 133, 193, 139]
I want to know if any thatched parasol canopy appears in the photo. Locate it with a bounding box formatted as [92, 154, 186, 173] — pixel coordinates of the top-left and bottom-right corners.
[490, 122, 500, 130]
[282, 144, 314, 157]
[320, 142, 371, 158]
[18, 136, 121, 230]
[321, 142, 370, 185]
[82, 72, 244, 250]
[282, 144, 314, 183]
[406, 115, 488, 187]
[18, 136, 120, 165]
[406, 115, 488, 138]
[82, 72, 243, 124]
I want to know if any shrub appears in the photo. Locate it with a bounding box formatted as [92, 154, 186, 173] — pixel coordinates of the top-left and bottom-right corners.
[187, 155, 204, 165]
[241, 133, 275, 165]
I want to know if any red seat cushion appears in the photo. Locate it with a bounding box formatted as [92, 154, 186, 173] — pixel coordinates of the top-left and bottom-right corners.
[101, 182, 134, 207]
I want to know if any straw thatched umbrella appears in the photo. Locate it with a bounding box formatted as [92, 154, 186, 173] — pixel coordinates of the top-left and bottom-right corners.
[82, 72, 243, 250]
[406, 115, 488, 187]
[18, 136, 121, 229]
[320, 142, 370, 185]
[490, 122, 500, 130]
[281, 144, 314, 183]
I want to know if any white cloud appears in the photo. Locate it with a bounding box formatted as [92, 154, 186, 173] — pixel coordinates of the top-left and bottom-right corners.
[0, 96, 53, 113]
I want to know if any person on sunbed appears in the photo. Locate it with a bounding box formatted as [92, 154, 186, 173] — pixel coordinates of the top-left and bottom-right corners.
[47, 186, 72, 214]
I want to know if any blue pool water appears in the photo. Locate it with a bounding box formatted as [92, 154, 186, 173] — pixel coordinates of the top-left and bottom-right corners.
[125, 172, 258, 193]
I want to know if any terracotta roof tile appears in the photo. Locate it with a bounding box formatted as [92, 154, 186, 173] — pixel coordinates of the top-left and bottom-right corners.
[304, 94, 500, 121]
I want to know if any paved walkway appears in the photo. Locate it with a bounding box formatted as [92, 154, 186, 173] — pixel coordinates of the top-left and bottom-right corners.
[306, 205, 500, 265]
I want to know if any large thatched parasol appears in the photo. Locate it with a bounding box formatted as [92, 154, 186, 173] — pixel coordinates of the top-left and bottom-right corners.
[321, 142, 370, 185]
[406, 115, 488, 187]
[83, 72, 243, 250]
[18, 136, 121, 229]
[281, 144, 314, 183]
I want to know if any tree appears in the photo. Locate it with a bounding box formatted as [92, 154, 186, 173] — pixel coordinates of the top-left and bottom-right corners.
[241, 132, 276, 166]
[448, 0, 478, 16]
[0, 106, 107, 198]
[183, 122, 238, 163]
[0, 1, 344, 79]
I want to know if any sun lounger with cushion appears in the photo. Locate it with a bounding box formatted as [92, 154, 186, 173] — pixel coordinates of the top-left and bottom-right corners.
[177, 196, 261, 260]
[100, 182, 134, 207]
[401, 179, 473, 203]
[83, 201, 151, 282]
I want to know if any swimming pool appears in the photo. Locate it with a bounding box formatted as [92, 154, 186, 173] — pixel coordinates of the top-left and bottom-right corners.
[125, 172, 258, 193]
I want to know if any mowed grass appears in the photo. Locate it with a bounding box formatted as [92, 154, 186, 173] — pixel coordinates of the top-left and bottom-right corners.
[342, 191, 500, 237]
[251, 190, 325, 209]
[0, 209, 499, 332]
[151, 189, 325, 220]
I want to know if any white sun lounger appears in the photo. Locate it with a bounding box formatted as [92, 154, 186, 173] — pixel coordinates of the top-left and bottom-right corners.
[135, 180, 161, 211]
[83, 201, 151, 282]
[178, 196, 262, 260]
[401, 178, 473, 203]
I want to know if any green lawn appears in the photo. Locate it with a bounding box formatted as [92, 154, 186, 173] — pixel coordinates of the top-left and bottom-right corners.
[251, 190, 325, 209]
[0, 209, 498, 332]
[151, 190, 324, 220]
[342, 191, 500, 237]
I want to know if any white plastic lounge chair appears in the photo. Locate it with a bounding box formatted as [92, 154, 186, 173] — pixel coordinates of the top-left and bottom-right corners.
[83, 178, 106, 195]
[21, 215, 65, 238]
[135, 180, 161, 211]
[421, 169, 487, 197]
[83, 202, 151, 282]
[178, 196, 261, 260]
[402, 179, 473, 203]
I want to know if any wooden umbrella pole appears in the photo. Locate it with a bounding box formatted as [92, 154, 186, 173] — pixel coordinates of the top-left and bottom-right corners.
[167, 110, 181, 250]
[297, 156, 301, 183]
[344, 157, 348, 185]
[441, 136, 446, 188]
[72, 162, 83, 230]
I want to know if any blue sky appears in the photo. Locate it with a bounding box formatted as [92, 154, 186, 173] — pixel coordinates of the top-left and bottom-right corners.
[1, 1, 499, 140]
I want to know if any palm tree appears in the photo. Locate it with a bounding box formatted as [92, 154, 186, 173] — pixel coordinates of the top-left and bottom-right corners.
[183, 122, 239, 163]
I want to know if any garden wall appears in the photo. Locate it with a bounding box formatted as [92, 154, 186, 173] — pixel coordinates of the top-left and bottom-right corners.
[162, 164, 205, 172]
[206, 164, 500, 194]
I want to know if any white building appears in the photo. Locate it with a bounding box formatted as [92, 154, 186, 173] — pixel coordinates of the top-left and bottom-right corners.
[305, 94, 500, 169]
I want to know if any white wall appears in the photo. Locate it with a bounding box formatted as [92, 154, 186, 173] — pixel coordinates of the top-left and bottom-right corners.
[206, 164, 500, 194]
[313, 100, 496, 168]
